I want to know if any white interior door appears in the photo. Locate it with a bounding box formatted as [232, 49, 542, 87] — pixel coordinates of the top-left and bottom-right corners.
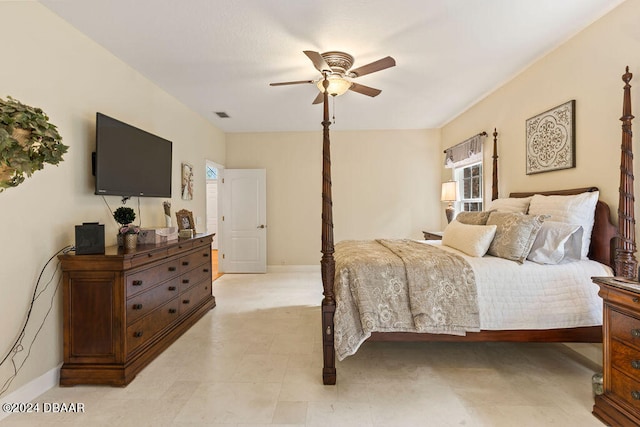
[205, 160, 223, 250]
[219, 169, 267, 273]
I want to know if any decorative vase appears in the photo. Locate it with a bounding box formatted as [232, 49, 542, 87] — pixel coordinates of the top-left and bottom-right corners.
[124, 233, 138, 250]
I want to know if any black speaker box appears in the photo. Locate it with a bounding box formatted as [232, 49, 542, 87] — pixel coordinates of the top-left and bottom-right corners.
[75, 222, 105, 255]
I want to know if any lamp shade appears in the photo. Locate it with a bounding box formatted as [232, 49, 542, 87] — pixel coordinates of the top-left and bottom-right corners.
[317, 75, 352, 97]
[441, 181, 458, 202]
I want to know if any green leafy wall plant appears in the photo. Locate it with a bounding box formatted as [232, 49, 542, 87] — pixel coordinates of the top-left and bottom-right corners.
[0, 96, 69, 192]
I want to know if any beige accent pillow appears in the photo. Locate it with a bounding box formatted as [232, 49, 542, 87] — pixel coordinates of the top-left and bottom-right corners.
[487, 197, 532, 213]
[486, 212, 545, 263]
[527, 191, 598, 259]
[442, 220, 497, 257]
[455, 211, 493, 225]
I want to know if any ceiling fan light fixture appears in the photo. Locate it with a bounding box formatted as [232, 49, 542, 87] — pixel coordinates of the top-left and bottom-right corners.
[316, 75, 352, 97]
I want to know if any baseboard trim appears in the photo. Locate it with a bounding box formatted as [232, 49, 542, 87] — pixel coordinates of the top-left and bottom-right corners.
[266, 265, 320, 273]
[0, 365, 60, 421]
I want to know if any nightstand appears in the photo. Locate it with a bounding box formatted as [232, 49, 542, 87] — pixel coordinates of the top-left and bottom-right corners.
[592, 276, 640, 426]
[422, 231, 443, 241]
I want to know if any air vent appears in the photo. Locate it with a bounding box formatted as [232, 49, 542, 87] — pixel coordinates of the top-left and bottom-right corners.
[215, 112, 230, 118]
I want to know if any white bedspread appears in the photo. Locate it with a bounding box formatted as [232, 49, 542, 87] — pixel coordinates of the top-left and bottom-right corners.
[426, 240, 612, 330]
[333, 239, 612, 360]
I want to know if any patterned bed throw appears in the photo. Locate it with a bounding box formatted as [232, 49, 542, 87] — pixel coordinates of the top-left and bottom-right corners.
[334, 239, 480, 360]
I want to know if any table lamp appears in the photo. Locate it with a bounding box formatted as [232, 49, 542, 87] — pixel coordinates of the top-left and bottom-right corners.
[441, 181, 458, 223]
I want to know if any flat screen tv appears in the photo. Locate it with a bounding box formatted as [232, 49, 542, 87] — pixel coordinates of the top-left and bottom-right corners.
[94, 113, 172, 198]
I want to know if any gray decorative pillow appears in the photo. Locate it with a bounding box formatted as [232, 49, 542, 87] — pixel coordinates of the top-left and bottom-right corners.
[486, 212, 545, 263]
[456, 211, 493, 225]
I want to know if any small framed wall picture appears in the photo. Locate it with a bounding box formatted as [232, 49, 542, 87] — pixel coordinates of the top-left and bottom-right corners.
[525, 100, 576, 174]
[181, 162, 194, 200]
[176, 209, 196, 233]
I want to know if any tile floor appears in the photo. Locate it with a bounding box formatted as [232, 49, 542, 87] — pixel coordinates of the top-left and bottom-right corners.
[1, 271, 605, 426]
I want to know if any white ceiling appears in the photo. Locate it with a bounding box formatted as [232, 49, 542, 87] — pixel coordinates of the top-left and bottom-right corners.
[39, 0, 624, 133]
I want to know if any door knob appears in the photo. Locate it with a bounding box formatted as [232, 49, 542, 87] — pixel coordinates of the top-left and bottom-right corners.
[257, 224, 266, 229]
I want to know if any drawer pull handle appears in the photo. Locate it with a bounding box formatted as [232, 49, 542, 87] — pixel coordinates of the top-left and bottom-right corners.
[634, 297, 640, 303]
[632, 391, 640, 400]
[182, 261, 189, 266]
[132, 280, 143, 286]
[182, 279, 190, 284]
[632, 329, 640, 338]
[203, 268, 210, 273]
[148, 253, 153, 258]
[132, 304, 143, 310]
[168, 266, 176, 272]
[169, 308, 177, 314]
[203, 253, 209, 258]
[168, 286, 177, 291]
[133, 331, 143, 338]
[183, 299, 190, 304]
[632, 360, 640, 370]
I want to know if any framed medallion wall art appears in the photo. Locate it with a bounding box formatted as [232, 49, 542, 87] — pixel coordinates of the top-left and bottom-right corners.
[525, 100, 575, 174]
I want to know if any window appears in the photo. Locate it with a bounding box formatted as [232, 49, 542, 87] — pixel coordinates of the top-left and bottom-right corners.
[455, 162, 483, 212]
[206, 166, 218, 180]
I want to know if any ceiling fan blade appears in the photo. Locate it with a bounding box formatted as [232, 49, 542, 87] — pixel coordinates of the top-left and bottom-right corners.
[312, 92, 324, 104]
[304, 50, 332, 73]
[349, 82, 382, 97]
[349, 56, 396, 77]
[269, 80, 314, 86]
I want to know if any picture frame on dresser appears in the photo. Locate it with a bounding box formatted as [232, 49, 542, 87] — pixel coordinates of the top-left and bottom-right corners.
[176, 209, 195, 232]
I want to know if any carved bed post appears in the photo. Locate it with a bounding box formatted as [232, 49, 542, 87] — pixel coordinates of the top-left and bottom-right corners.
[615, 67, 637, 278]
[492, 128, 499, 201]
[320, 74, 337, 385]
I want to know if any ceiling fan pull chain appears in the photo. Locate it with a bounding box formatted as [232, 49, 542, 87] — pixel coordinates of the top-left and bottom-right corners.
[332, 96, 336, 124]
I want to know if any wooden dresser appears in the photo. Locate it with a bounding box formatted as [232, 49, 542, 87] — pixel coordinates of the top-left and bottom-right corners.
[59, 234, 216, 386]
[592, 276, 640, 426]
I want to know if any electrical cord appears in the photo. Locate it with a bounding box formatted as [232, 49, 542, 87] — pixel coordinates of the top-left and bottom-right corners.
[102, 195, 142, 228]
[0, 245, 73, 397]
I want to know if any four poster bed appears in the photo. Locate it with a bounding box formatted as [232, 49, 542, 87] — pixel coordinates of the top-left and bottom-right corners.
[319, 67, 638, 385]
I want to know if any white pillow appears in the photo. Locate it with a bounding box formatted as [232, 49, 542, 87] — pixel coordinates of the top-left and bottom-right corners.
[528, 191, 598, 259]
[487, 197, 532, 213]
[442, 220, 497, 257]
[527, 221, 584, 264]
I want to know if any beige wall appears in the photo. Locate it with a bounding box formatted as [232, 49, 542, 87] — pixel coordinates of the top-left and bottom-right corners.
[0, 3, 225, 396]
[226, 129, 442, 265]
[441, 0, 639, 229]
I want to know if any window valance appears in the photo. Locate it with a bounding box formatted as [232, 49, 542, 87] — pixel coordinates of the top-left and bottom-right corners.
[444, 132, 487, 168]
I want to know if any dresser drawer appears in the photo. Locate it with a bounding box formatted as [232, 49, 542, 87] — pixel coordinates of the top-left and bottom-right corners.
[168, 240, 194, 256]
[126, 297, 180, 354]
[610, 309, 640, 348]
[603, 285, 640, 312]
[126, 277, 181, 324]
[126, 260, 181, 297]
[179, 280, 212, 316]
[611, 366, 640, 410]
[179, 247, 210, 274]
[130, 248, 169, 267]
[178, 265, 212, 293]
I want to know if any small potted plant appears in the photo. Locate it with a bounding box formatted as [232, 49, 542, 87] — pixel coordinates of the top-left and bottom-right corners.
[113, 207, 140, 249]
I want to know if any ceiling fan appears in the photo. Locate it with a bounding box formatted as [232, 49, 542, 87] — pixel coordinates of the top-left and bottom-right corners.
[270, 51, 396, 104]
